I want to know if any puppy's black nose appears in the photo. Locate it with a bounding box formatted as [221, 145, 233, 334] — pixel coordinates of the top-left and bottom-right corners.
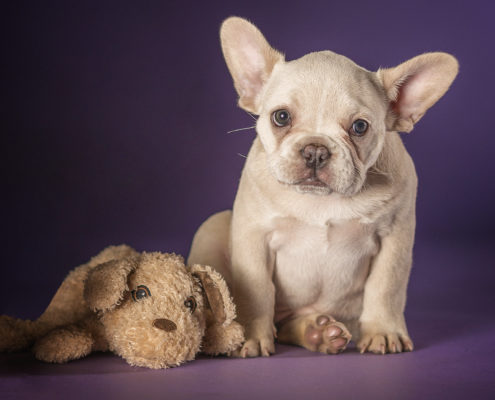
[301, 144, 330, 169]
[153, 318, 177, 332]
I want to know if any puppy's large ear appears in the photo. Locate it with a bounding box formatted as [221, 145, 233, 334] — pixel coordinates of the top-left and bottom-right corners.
[84, 256, 140, 313]
[220, 16, 284, 113]
[190, 264, 236, 326]
[377, 52, 458, 133]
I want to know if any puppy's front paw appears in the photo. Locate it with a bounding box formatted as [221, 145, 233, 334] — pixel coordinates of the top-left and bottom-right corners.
[230, 318, 275, 357]
[231, 335, 275, 358]
[357, 332, 413, 354]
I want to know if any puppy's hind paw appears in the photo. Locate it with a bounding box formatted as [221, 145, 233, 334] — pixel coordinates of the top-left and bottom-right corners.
[304, 315, 351, 354]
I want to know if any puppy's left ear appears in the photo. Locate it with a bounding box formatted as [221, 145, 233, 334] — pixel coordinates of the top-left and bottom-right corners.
[377, 52, 458, 133]
[190, 264, 236, 326]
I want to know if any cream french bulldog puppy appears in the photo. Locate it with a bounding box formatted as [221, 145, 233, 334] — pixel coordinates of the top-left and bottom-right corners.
[188, 17, 458, 357]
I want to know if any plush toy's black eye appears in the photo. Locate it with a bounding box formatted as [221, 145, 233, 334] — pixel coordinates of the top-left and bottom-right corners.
[272, 109, 291, 127]
[350, 119, 369, 136]
[184, 296, 197, 313]
[131, 285, 151, 302]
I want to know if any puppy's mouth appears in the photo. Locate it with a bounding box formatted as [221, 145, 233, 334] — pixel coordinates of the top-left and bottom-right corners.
[294, 176, 332, 194]
[297, 176, 327, 187]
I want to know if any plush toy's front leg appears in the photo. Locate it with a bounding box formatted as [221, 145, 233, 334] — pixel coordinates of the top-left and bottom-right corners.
[33, 317, 107, 363]
[357, 216, 415, 354]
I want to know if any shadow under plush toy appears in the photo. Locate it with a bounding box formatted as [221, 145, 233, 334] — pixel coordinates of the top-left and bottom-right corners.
[0, 245, 244, 368]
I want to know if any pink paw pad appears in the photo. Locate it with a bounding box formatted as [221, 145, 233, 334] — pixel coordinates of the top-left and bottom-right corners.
[304, 315, 351, 354]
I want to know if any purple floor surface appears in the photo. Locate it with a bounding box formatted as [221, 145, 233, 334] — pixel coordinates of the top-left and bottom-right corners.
[1, 239, 494, 400]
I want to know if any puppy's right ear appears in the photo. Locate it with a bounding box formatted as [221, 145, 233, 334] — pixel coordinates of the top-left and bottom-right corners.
[220, 17, 284, 113]
[84, 257, 140, 313]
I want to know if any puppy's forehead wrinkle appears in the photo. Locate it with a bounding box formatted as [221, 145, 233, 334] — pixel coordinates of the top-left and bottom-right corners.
[285, 52, 375, 89]
[291, 50, 369, 74]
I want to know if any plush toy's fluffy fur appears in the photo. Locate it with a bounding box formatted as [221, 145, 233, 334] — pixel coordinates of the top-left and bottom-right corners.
[0, 245, 244, 369]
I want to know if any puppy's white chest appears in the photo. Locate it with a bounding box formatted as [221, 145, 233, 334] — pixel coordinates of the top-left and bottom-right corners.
[270, 218, 379, 321]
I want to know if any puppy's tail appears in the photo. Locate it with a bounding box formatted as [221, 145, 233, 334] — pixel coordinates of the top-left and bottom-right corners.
[0, 315, 49, 352]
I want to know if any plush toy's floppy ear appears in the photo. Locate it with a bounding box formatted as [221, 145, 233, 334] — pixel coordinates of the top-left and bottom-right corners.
[84, 256, 141, 313]
[190, 264, 236, 326]
[190, 264, 244, 355]
[86, 244, 139, 268]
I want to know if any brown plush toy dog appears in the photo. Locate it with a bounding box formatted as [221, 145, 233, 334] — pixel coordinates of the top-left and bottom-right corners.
[0, 245, 244, 369]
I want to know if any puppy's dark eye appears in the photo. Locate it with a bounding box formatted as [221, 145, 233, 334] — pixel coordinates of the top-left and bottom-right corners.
[350, 119, 369, 136]
[272, 109, 291, 127]
[131, 285, 151, 301]
[184, 296, 197, 313]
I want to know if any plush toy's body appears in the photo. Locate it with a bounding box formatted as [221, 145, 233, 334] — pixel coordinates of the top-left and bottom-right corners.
[0, 245, 244, 368]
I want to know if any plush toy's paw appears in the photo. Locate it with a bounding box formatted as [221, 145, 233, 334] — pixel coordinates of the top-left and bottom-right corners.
[124, 356, 175, 369]
[0, 315, 35, 352]
[33, 326, 94, 363]
[357, 332, 413, 354]
[202, 321, 245, 355]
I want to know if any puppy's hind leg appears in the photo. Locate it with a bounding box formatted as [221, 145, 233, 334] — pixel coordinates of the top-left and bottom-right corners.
[277, 314, 351, 354]
[188, 210, 232, 287]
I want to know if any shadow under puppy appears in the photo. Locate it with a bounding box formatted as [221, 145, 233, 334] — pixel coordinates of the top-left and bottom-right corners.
[189, 17, 458, 357]
[0, 245, 244, 368]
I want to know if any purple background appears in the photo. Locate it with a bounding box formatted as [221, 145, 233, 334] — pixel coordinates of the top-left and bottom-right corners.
[1, 1, 494, 399]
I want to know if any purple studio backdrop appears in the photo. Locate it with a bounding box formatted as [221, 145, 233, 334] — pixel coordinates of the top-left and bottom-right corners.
[1, 0, 494, 318]
[1, 0, 494, 317]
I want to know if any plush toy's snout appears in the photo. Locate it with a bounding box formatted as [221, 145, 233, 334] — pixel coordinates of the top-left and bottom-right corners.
[153, 318, 177, 332]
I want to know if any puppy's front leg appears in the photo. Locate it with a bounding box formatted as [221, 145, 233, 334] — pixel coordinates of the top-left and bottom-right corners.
[230, 225, 276, 358]
[358, 216, 415, 354]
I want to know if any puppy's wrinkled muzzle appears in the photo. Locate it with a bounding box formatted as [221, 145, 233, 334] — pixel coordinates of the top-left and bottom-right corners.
[153, 318, 177, 332]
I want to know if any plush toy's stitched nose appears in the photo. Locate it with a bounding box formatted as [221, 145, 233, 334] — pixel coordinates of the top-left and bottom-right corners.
[153, 318, 177, 332]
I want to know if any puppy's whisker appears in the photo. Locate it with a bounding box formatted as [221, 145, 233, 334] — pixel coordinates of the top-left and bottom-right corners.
[227, 125, 256, 134]
[245, 111, 259, 121]
[237, 153, 247, 159]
